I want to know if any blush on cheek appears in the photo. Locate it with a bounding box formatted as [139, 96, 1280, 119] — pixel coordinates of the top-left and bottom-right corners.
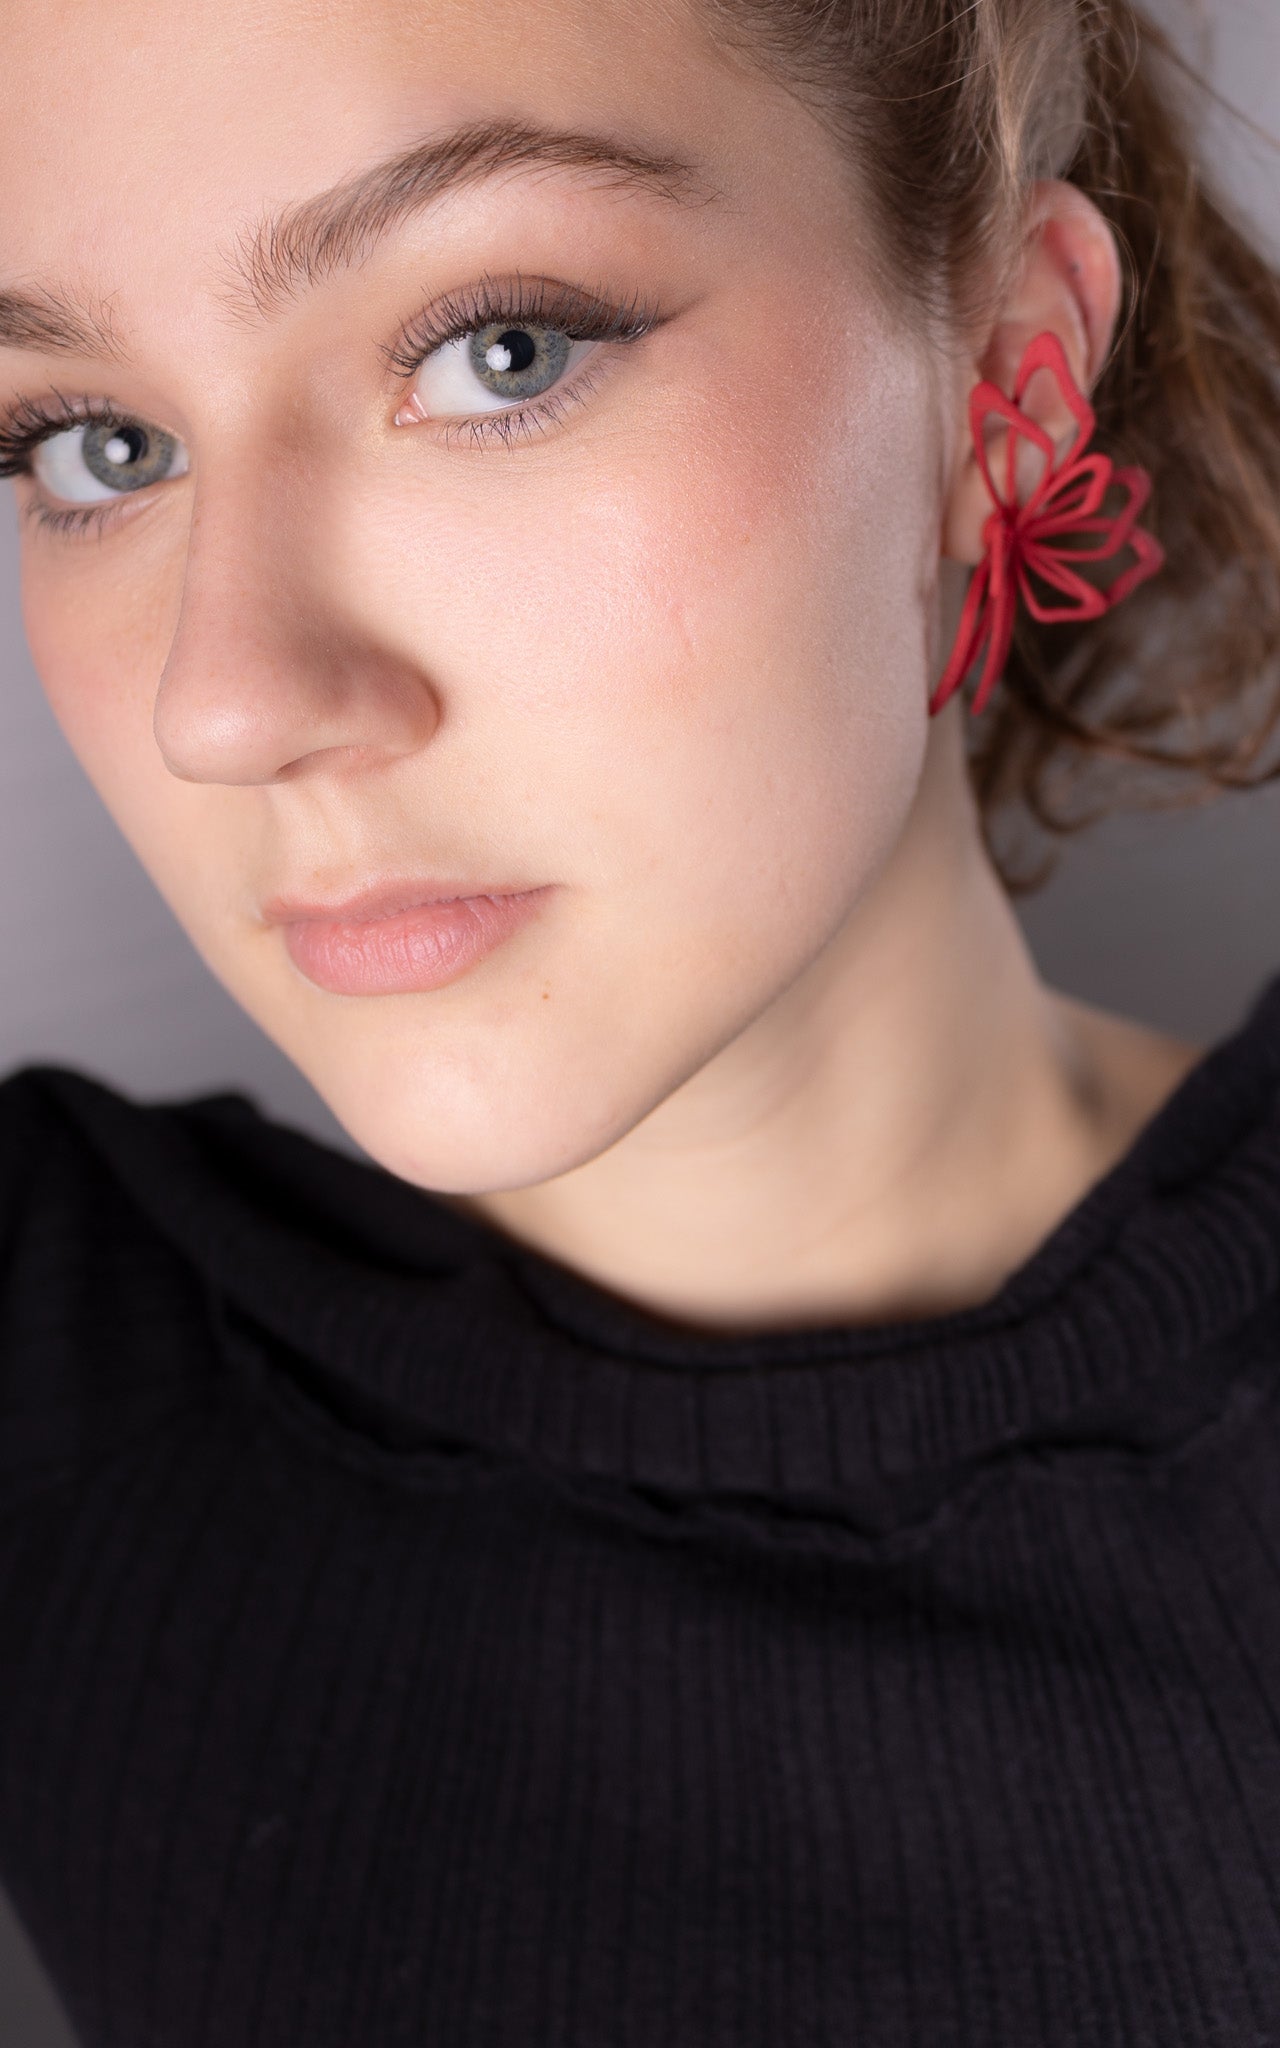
[522, 339, 927, 930]
[648, 323, 932, 908]
[654, 296, 927, 657]
[614, 327, 926, 729]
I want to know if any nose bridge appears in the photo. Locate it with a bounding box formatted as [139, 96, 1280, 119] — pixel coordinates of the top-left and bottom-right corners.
[152, 454, 438, 785]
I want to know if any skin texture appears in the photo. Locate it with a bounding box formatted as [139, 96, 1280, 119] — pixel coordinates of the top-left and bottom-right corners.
[2, 0, 1203, 1336]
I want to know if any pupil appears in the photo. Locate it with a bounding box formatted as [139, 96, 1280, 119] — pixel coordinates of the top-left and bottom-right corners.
[104, 429, 143, 466]
[496, 328, 536, 373]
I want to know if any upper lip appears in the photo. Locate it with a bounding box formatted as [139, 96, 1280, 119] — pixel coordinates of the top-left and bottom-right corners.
[261, 878, 544, 925]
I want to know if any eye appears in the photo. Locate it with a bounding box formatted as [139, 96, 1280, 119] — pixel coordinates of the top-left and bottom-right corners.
[32, 417, 189, 504]
[404, 320, 599, 423]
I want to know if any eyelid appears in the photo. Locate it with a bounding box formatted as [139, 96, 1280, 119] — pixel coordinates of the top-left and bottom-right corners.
[0, 388, 137, 480]
[379, 269, 663, 381]
[384, 273, 665, 450]
[20, 494, 123, 540]
[400, 347, 619, 452]
[393, 333, 598, 430]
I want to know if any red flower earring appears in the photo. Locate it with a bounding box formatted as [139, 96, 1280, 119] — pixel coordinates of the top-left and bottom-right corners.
[929, 330, 1165, 718]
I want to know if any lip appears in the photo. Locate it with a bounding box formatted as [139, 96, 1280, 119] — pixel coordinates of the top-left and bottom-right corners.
[278, 885, 555, 996]
[262, 877, 544, 924]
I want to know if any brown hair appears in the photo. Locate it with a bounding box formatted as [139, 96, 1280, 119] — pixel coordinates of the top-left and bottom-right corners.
[696, 0, 1280, 892]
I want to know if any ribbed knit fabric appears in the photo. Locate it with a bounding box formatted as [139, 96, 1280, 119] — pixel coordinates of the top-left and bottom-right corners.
[2, 966, 1280, 2047]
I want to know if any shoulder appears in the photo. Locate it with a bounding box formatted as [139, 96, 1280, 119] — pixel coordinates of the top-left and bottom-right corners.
[0, 1062, 231, 1514]
[0, 1062, 82, 1229]
[1049, 989, 1209, 1159]
[1045, 968, 1280, 1216]
[0, 1059, 164, 1215]
[0, 1061, 52, 1161]
[0, 1056, 201, 1300]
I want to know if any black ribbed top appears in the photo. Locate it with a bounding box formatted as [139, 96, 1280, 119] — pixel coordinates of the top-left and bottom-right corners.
[2, 965, 1280, 2046]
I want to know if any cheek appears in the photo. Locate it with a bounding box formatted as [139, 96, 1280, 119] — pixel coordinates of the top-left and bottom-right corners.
[17, 536, 212, 931]
[463, 311, 934, 953]
[356, 327, 938, 1181]
[21, 538, 170, 783]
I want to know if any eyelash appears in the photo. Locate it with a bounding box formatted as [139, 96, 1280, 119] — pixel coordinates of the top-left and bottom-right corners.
[0, 272, 665, 540]
[0, 393, 139, 538]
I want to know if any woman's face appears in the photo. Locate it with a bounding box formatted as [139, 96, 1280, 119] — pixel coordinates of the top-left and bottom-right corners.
[3, 0, 955, 1191]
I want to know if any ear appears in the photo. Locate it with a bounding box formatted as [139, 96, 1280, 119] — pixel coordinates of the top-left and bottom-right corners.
[941, 179, 1124, 566]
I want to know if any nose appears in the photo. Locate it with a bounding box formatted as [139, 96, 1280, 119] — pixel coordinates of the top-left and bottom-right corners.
[151, 480, 441, 785]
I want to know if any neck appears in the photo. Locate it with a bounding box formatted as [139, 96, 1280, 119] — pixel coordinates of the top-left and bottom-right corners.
[438, 715, 1203, 1339]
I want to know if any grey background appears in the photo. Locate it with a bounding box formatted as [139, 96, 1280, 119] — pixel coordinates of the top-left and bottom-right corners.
[1, 1, 1277, 2039]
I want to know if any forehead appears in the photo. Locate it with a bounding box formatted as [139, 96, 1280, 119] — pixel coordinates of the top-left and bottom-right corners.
[0, 0, 774, 289]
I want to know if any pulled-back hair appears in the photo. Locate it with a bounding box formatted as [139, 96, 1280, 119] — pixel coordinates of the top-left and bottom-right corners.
[697, 0, 1280, 891]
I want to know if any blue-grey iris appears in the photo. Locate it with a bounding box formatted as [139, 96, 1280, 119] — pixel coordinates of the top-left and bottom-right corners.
[81, 422, 179, 493]
[467, 323, 572, 401]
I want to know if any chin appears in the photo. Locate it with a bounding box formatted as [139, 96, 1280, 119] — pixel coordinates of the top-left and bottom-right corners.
[306, 1046, 648, 1199]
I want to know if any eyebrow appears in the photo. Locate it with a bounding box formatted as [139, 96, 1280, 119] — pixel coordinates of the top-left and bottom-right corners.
[0, 115, 714, 364]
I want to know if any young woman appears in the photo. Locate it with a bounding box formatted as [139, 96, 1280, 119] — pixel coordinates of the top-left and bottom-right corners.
[2, 0, 1278, 2040]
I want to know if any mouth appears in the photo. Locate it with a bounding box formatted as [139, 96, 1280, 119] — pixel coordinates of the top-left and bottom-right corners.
[261, 876, 547, 925]
[274, 884, 556, 997]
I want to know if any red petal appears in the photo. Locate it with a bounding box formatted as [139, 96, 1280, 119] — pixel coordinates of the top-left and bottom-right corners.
[969, 382, 1057, 515]
[1101, 524, 1166, 607]
[1012, 332, 1096, 489]
[1027, 452, 1113, 528]
[1016, 541, 1110, 621]
[1100, 465, 1154, 552]
[1024, 465, 1159, 569]
[969, 580, 1018, 715]
[929, 554, 994, 714]
[1023, 515, 1126, 563]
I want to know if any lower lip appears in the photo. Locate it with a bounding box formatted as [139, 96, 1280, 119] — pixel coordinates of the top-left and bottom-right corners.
[281, 887, 554, 995]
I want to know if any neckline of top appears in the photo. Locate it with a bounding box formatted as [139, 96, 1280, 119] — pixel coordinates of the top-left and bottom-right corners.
[21, 965, 1280, 1533]
[454, 967, 1280, 1368]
